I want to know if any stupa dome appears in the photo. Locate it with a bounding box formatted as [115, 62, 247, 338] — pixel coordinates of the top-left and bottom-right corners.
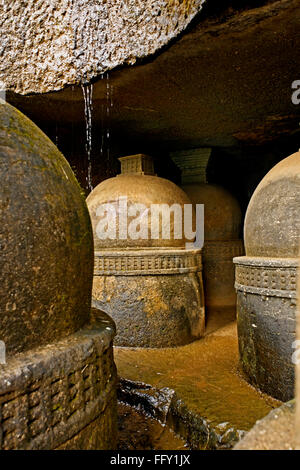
[0, 100, 94, 356]
[87, 154, 194, 250]
[87, 154, 205, 348]
[244, 150, 300, 258]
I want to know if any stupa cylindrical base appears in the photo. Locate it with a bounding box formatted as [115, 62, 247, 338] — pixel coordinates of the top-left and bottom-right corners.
[92, 249, 205, 348]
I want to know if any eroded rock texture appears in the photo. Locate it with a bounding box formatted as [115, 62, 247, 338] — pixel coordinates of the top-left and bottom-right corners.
[0, 0, 206, 94]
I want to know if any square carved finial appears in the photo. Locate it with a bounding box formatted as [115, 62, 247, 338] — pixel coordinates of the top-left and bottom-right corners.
[170, 148, 212, 184]
[118, 154, 155, 175]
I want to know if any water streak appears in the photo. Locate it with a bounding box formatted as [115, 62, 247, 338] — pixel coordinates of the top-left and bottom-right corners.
[82, 83, 94, 191]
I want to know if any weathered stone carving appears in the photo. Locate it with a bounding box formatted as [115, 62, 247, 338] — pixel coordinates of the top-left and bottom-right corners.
[87, 154, 205, 347]
[0, 0, 206, 94]
[0, 100, 117, 449]
[171, 148, 244, 312]
[234, 150, 300, 402]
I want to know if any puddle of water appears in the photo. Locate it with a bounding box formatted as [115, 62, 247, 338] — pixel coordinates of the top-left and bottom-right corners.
[115, 317, 281, 432]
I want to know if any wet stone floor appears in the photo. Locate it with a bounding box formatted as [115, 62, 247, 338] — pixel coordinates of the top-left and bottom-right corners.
[115, 310, 281, 449]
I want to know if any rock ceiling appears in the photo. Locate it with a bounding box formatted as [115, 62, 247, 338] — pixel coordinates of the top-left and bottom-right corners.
[6, 0, 300, 151]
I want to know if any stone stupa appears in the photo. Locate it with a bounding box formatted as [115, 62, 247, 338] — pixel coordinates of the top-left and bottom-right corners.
[0, 100, 117, 450]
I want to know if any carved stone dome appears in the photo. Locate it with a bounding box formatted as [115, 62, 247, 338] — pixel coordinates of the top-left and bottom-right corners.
[245, 150, 300, 258]
[0, 100, 94, 356]
[87, 154, 193, 250]
[181, 183, 242, 241]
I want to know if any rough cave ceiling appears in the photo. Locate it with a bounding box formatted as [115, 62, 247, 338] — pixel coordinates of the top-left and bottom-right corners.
[7, 0, 300, 152]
